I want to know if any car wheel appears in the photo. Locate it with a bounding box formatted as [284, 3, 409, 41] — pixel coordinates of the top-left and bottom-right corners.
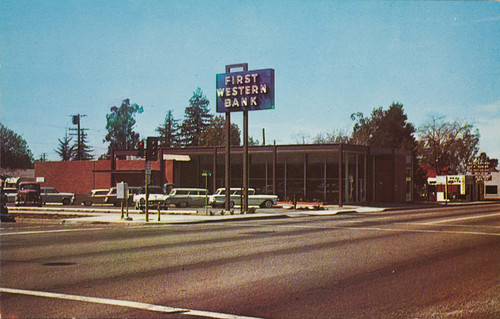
[261, 200, 273, 209]
[178, 201, 188, 208]
[62, 198, 70, 205]
[229, 201, 235, 209]
[84, 201, 93, 206]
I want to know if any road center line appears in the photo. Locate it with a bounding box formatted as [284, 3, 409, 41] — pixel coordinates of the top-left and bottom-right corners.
[0, 287, 262, 319]
[338, 226, 500, 237]
[0, 228, 105, 236]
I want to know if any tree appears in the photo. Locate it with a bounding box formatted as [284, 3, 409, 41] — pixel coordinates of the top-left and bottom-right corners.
[104, 98, 143, 156]
[198, 115, 241, 147]
[55, 130, 75, 161]
[476, 152, 499, 172]
[293, 131, 311, 144]
[155, 110, 181, 147]
[351, 102, 416, 150]
[72, 130, 94, 161]
[248, 136, 259, 146]
[0, 123, 34, 169]
[416, 114, 480, 175]
[312, 129, 351, 144]
[180, 88, 212, 146]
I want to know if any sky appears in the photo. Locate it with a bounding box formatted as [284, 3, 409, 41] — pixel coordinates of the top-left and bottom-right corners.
[1, 0, 499, 162]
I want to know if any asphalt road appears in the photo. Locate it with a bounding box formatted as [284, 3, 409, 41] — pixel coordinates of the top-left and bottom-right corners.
[1, 203, 499, 318]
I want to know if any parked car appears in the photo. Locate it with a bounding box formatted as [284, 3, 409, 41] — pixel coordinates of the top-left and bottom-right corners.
[3, 188, 17, 203]
[164, 188, 208, 208]
[15, 182, 43, 207]
[41, 187, 75, 205]
[1, 186, 14, 222]
[208, 188, 278, 208]
[73, 189, 109, 206]
[105, 186, 141, 206]
[134, 186, 168, 210]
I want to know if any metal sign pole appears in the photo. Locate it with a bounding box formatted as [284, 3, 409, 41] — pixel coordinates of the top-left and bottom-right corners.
[202, 171, 211, 215]
[241, 63, 249, 214]
[243, 109, 248, 214]
[225, 111, 231, 212]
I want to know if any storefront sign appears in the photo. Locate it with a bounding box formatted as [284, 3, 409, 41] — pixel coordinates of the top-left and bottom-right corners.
[216, 68, 275, 113]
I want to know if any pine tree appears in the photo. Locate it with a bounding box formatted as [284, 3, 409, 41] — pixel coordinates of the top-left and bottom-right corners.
[55, 130, 75, 161]
[155, 110, 181, 147]
[72, 130, 94, 161]
[180, 88, 212, 146]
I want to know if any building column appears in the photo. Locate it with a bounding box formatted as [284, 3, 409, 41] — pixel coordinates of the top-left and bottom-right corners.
[273, 146, 277, 195]
[212, 147, 217, 192]
[324, 156, 327, 202]
[339, 144, 343, 207]
[304, 153, 308, 200]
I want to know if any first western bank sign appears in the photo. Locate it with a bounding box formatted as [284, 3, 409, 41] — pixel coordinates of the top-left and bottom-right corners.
[216, 68, 275, 113]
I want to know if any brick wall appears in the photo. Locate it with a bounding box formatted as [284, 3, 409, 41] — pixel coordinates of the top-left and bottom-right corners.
[35, 161, 112, 194]
[35, 159, 172, 194]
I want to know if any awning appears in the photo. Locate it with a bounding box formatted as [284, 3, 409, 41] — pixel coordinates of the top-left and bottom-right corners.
[163, 154, 191, 161]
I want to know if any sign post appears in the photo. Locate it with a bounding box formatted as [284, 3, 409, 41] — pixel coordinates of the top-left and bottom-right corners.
[202, 170, 212, 215]
[145, 162, 151, 222]
[217, 64, 275, 214]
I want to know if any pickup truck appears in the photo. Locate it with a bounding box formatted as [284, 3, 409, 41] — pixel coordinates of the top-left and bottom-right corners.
[15, 182, 43, 207]
[41, 187, 75, 205]
[208, 188, 278, 209]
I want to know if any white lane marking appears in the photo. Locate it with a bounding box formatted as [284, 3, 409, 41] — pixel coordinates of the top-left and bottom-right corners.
[0, 228, 105, 236]
[420, 212, 500, 225]
[270, 224, 500, 237]
[338, 226, 500, 237]
[410, 223, 500, 229]
[0, 287, 262, 319]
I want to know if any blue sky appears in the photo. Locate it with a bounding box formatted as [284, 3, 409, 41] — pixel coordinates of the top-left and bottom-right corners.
[1, 0, 499, 161]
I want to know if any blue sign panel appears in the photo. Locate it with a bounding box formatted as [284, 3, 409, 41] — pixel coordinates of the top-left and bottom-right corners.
[216, 68, 275, 113]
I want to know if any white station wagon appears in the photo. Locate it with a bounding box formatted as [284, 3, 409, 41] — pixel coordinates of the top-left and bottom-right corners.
[164, 188, 208, 208]
[208, 188, 278, 209]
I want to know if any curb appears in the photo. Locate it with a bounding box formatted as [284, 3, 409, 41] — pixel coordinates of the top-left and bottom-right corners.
[60, 213, 290, 225]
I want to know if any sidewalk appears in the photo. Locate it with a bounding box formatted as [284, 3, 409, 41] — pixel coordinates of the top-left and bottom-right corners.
[8, 205, 387, 225]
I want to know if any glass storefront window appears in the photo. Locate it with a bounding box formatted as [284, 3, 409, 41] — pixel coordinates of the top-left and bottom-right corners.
[344, 152, 366, 203]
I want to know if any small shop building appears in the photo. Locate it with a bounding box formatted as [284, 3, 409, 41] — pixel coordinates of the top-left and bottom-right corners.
[484, 172, 500, 200]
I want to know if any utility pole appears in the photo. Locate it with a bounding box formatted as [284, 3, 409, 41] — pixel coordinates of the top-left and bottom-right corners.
[69, 114, 87, 160]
